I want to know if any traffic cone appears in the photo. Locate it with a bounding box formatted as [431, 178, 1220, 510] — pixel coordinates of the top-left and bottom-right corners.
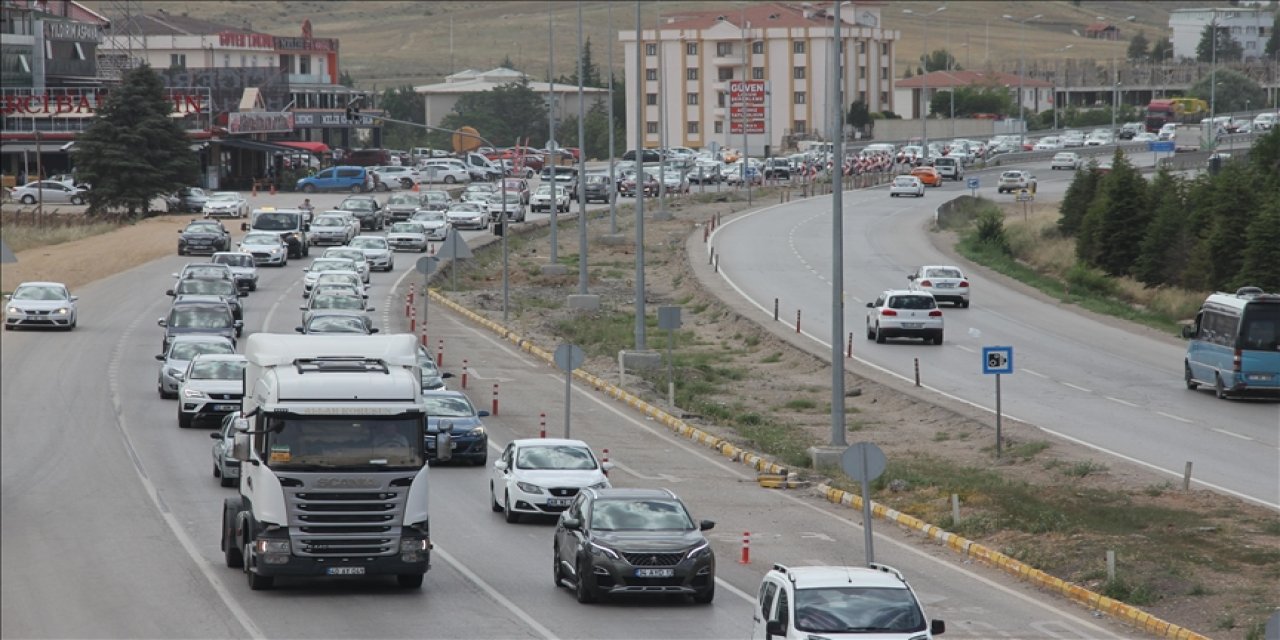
[412, 181, 420, 192]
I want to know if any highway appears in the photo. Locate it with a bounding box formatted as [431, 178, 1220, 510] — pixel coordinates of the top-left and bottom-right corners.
[1, 186, 1140, 638]
[709, 154, 1280, 510]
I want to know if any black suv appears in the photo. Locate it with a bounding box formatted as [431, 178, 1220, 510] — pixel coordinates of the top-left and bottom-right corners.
[178, 219, 231, 255]
[167, 277, 244, 322]
[336, 195, 385, 230]
[553, 488, 715, 604]
[158, 299, 241, 353]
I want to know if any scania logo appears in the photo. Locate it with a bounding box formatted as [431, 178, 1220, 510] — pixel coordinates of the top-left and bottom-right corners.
[314, 477, 378, 488]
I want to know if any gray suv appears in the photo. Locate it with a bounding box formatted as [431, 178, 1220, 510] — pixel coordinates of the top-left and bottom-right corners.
[553, 488, 715, 604]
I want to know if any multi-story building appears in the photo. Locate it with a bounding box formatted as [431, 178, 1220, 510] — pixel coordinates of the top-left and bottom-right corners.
[620, 2, 898, 156]
[1170, 7, 1275, 61]
[414, 67, 609, 140]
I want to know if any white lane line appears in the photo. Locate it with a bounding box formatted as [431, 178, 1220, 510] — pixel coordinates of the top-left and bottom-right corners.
[1104, 396, 1139, 408]
[716, 576, 757, 604]
[1157, 411, 1194, 424]
[433, 546, 558, 640]
[108, 306, 265, 639]
[261, 276, 301, 333]
[1212, 428, 1254, 441]
[1060, 382, 1092, 393]
[955, 345, 975, 353]
[1022, 368, 1049, 378]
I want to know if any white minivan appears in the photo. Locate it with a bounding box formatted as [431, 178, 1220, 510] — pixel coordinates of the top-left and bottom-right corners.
[753, 564, 945, 640]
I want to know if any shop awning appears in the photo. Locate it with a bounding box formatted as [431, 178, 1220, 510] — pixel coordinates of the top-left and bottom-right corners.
[275, 140, 329, 154]
[211, 138, 301, 154]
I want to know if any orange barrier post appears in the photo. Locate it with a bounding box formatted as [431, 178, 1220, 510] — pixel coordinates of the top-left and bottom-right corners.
[409, 306, 416, 333]
[461, 359, 469, 389]
[491, 384, 499, 416]
[436, 339, 444, 367]
[740, 532, 751, 564]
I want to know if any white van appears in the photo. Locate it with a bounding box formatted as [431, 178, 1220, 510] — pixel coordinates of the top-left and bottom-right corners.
[753, 564, 946, 640]
[933, 156, 963, 181]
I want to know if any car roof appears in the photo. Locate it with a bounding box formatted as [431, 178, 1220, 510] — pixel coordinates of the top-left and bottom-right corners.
[882, 289, 931, 297]
[511, 438, 592, 448]
[588, 487, 679, 500]
[772, 565, 910, 590]
[919, 265, 963, 272]
[169, 334, 234, 345]
[15, 281, 68, 288]
[190, 353, 247, 363]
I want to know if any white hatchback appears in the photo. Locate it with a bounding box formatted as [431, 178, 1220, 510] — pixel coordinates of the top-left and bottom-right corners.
[1050, 152, 1081, 171]
[888, 176, 924, 198]
[489, 438, 612, 523]
[908, 265, 970, 308]
[865, 289, 944, 345]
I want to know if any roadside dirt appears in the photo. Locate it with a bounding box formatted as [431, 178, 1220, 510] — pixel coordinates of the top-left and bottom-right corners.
[5, 189, 1275, 638]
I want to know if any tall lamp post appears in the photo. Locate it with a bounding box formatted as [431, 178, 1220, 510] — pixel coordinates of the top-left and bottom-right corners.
[1052, 44, 1073, 130]
[1209, 10, 1220, 150]
[829, 0, 847, 448]
[902, 5, 946, 161]
[1003, 13, 1042, 148]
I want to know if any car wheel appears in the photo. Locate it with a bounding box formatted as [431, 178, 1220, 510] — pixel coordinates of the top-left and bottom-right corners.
[692, 580, 715, 604]
[178, 247, 186, 256]
[503, 491, 520, 523]
[159, 386, 176, 400]
[553, 545, 566, 587]
[1184, 363, 1199, 390]
[575, 560, 597, 603]
[220, 471, 235, 488]
[250, 283, 257, 292]
[222, 500, 244, 568]
[71, 195, 84, 205]
[445, 175, 456, 184]
[213, 463, 221, 478]
[397, 573, 424, 589]
[875, 324, 886, 344]
[21, 195, 35, 204]
[1214, 374, 1229, 400]
[866, 323, 875, 340]
[960, 300, 969, 308]
[178, 411, 193, 429]
[491, 482, 504, 512]
[934, 333, 944, 345]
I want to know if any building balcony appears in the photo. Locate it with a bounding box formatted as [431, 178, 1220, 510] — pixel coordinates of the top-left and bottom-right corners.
[711, 54, 746, 67]
[286, 73, 328, 85]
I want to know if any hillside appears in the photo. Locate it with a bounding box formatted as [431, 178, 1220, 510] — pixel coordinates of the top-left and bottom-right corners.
[84, 1, 1210, 89]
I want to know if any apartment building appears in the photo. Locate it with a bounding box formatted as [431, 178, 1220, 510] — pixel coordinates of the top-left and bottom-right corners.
[1170, 7, 1275, 61]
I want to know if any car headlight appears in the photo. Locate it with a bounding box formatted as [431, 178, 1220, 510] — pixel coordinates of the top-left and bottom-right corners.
[7, 306, 20, 314]
[183, 388, 205, 399]
[465, 426, 485, 437]
[589, 480, 610, 490]
[516, 481, 543, 494]
[588, 540, 619, 559]
[270, 247, 282, 255]
[53, 307, 69, 315]
[685, 541, 711, 560]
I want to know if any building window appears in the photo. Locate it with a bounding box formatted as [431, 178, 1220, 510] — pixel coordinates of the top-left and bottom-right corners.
[794, 92, 806, 104]
[169, 53, 186, 69]
[687, 94, 699, 105]
[299, 55, 310, 74]
[752, 41, 764, 54]
[686, 42, 697, 55]
[224, 54, 231, 68]
[240, 55, 246, 67]
[793, 41, 806, 54]
[687, 121, 699, 135]
[714, 121, 723, 134]
[686, 68, 698, 80]
[752, 67, 765, 79]
[858, 65, 866, 79]
[793, 120, 807, 133]
[859, 41, 866, 54]
[647, 43, 657, 56]
[18, 54, 30, 73]
[647, 93, 658, 105]
[793, 66, 805, 79]
[646, 69, 658, 81]
[717, 92, 726, 107]
[251, 55, 258, 67]
[881, 43, 889, 55]
[717, 42, 733, 56]
[881, 66, 889, 79]
[647, 122, 659, 134]
[880, 91, 889, 104]
[858, 90, 867, 103]
[718, 67, 734, 81]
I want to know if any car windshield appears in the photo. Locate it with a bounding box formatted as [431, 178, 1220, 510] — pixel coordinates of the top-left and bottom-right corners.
[253, 213, 299, 230]
[535, 186, 557, 195]
[390, 223, 423, 233]
[316, 274, 359, 287]
[413, 212, 447, 224]
[176, 279, 235, 296]
[451, 204, 483, 213]
[313, 217, 345, 227]
[516, 445, 597, 470]
[312, 295, 364, 310]
[349, 237, 387, 249]
[12, 285, 67, 300]
[242, 234, 280, 246]
[207, 193, 238, 202]
[186, 223, 222, 233]
[169, 340, 234, 360]
[925, 268, 963, 279]
[212, 254, 253, 267]
[308, 316, 366, 333]
[339, 200, 375, 212]
[169, 307, 231, 328]
[310, 260, 352, 272]
[894, 178, 914, 186]
[388, 194, 419, 205]
[424, 192, 449, 203]
[589, 499, 693, 531]
[325, 250, 366, 262]
[190, 359, 247, 380]
[793, 586, 926, 634]
[181, 266, 229, 279]
[422, 395, 474, 417]
[888, 296, 937, 310]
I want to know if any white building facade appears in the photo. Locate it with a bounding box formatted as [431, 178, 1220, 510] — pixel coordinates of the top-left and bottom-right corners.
[1170, 7, 1276, 61]
[619, 2, 898, 156]
[414, 67, 609, 135]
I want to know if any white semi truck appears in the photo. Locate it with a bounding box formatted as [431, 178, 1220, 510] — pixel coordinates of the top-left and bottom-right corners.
[220, 334, 452, 590]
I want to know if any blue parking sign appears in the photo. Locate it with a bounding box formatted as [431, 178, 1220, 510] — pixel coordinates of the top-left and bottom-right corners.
[966, 177, 980, 190]
[982, 346, 1014, 375]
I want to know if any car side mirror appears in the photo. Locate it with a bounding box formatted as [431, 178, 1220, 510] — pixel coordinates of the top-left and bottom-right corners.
[865, 302, 874, 308]
[157, 318, 167, 327]
[476, 409, 490, 418]
[173, 372, 185, 382]
[165, 289, 175, 296]
[766, 620, 787, 638]
[70, 296, 78, 302]
[209, 432, 221, 440]
[233, 320, 243, 328]
[907, 274, 917, 282]
[699, 519, 715, 531]
[295, 326, 305, 333]
[601, 461, 615, 472]
[440, 371, 454, 379]
[177, 229, 183, 234]
[155, 354, 165, 361]
[931, 620, 946, 635]
[370, 328, 379, 334]
[494, 460, 508, 472]
[366, 306, 375, 312]
[1181, 325, 1195, 339]
[561, 517, 581, 530]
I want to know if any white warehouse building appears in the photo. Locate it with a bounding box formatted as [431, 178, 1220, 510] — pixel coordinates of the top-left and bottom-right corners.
[620, 2, 899, 156]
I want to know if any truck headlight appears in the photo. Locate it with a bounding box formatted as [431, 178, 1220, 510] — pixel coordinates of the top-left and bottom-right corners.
[255, 539, 290, 554]
[516, 482, 543, 494]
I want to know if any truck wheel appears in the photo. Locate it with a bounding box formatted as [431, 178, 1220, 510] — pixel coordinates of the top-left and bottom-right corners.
[245, 544, 274, 590]
[397, 574, 424, 589]
[222, 499, 244, 568]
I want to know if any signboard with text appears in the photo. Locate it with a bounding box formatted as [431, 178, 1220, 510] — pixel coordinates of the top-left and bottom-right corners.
[729, 80, 766, 135]
[228, 111, 295, 134]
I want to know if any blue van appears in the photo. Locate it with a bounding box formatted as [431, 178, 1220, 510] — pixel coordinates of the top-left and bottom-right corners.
[296, 165, 370, 193]
[1182, 287, 1280, 399]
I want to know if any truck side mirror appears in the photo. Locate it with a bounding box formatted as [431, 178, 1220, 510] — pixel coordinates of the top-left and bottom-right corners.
[240, 222, 249, 231]
[1181, 325, 1195, 339]
[231, 432, 251, 462]
[931, 620, 946, 636]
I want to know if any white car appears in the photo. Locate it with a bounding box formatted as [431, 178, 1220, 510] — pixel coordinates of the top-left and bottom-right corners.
[1033, 137, 1062, 151]
[446, 202, 490, 230]
[1252, 112, 1278, 131]
[302, 258, 362, 297]
[320, 247, 371, 283]
[865, 289, 944, 345]
[372, 165, 419, 190]
[1132, 131, 1159, 142]
[888, 175, 924, 198]
[996, 170, 1036, 194]
[1085, 130, 1114, 146]
[176, 354, 247, 429]
[3, 281, 78, 330]
[307, 214, 356, 246]
[10, 181, 87, 205]
[754, 564, 945, 640]
[210, 251, 259, 292]
[485, 193, 526, 223]
[202, 191, 249, 218]
[1061, 131, 1086, 148]
[348, 235, 395, 272]
[420, 160, 471, 185]
[238, 231, 289, 266]
[386, 221, 430, 252]
[1050, 152, 1082, 171]
[530, 184, 569, 213]
[310, 271, 367, 300]
[908, 265, 970, 308]
[489, 438, 611, 522]
[409, 210, 451, 241]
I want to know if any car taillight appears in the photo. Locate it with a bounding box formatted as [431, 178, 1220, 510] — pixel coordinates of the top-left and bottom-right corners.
[928, 310, 943, 317]
[959, 281, 969, 288]
[881, 309, 898, 316]
[920, 280, 932, 287]
[1233, 348, 1242, 372]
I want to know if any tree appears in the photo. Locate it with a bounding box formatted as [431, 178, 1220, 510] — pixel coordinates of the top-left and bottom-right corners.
[1133, 169, 1191, 287]
[377, 86, 429, 151]
[1058, 163, 1101, 236]
[1188, 68, 1266, 114]
[846, 100, 871, 132]
[555, 37, 604, 88]
[1150, 36, 1173, 62]
[1234, 198, 1280, 291]
[904, 67, 914, 78]
[555, 99, 617, 160]
[929, 86, 1013, 117]
[919, 49, 959, 73]
[1088, 149, 1150, 276]
[499, 55, 517, 71]
[1127, 31, 1149, 62]
[435, 79, 549, 148]
[1183, 161, 1260, 290]
[1196, 24, 1243, 62]
[71, 65, 197, 218]
[1267, 12, 1280, 58]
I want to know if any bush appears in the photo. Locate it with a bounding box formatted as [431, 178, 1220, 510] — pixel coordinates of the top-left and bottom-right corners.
[975, 208, 1010, 254]
[1065, 263, 1118, 297]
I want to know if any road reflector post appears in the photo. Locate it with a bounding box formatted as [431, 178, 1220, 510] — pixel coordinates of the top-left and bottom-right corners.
[914, 358, 920, 386]
[602, 448, 610, 476]
[796, 309, 801, 333]
[420, 326, 428, 347]
[740, 532, 750, 564]
[847, 332, 853, 358]
[1183, 461, 1193, 491]
[1106, 550, 1116, 583]
[773, 298, 779, 322]
[409, 306, 416, 333]
[491, 383, 499, 416]
[951, 493, 961, 525]
[461, 359, 468, 389]
[539, 412, 546, 438]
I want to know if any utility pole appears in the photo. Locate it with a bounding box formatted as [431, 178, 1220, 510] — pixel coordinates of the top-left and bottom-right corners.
[548, 1, 559, 264]
[633, 0, 647, 351]
[607, 2, 618, 233]
[576, 0, 590, 296]
[830, 0, 847, 448]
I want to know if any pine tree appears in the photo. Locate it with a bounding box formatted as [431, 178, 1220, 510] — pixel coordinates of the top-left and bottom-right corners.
[1133, 169, 1188, 286]
[71, 65, 198, 218]
[1196, 24, 1243, 62]
[1127, 31, 1149, 62]
[1150, 37, 1173, 62]
[1075, 191, 1109, 266]
[1057, 164, 1101, 236]
[1092, 150, 1150, 276]
[1234, 198, 1280, 291]
[1184, 162, 1260, 289]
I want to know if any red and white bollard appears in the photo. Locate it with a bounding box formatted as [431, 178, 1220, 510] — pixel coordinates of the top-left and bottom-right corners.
[601, 448, 610, 476]
[461, 359, 469, 389]
[436, 339, 444, 367]
[405, 293, 411, 317]
[409, 306, 417, 333]
[539, 412, 546, 438]
[408, 289, 415, 307]
[740, 532, 751, 564]
[491, 383, 499, 416]
[420, 326, 428, 347]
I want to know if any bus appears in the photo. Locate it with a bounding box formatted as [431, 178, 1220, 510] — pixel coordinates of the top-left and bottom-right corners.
[1146, 98, 1209, 133]
[1182, 287, 1280, 399]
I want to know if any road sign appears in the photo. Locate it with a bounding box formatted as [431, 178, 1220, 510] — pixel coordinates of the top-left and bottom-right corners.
[730, 105, 765, 118]
[1148, 140, 1175, 153]
[415, 256, 438, 274]
[729, 121, 766, 134]
[982, 346, 1014, 375]
[840, 442, 886, 481]
[729, 80, 766, 134]
[966, 177, 980, 190]
[1015, 189, 1033, 203]
[553, 343, 586, 371]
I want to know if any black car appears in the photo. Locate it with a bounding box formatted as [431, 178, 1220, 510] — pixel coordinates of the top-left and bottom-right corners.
[167, 187, 208, 213]
[553, 488, 715, 604]
[178, 220, 232, 255]
[621, 149, 662, 164]
[167, 277, 244, 322]
[158, 299, 241, 353]
[336, 195, 385, 230]
[581, 174, 615, 204]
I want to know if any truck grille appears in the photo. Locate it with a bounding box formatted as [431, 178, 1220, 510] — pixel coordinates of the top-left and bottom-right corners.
[282, 473, 410, 557]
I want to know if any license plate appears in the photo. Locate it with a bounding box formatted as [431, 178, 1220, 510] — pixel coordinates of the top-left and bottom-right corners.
[326, 567, 365, 576]
[635, 568, 674, 578]
[214, 404, 239, 412]
[935, 283, 954, 288]
[547, 497, 572, 507]
[902, 322, 923, 329]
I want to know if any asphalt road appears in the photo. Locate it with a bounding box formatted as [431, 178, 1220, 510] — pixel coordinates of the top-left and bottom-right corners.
[709, 154, 1280, 509]
[2, 184, 1139, 638]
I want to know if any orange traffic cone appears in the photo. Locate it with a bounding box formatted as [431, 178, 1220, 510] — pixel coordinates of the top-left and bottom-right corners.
[412, 181, 420, 192]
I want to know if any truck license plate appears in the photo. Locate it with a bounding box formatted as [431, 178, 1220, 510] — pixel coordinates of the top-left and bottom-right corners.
[635, 568, 674, 578]
[327, 567, 365, 576]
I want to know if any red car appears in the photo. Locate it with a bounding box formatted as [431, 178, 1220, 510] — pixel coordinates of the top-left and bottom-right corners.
[619, 171, 658, 197]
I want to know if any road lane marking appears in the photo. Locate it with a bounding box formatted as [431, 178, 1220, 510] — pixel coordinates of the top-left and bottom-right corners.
[1104, 396, 1138, 408]
[1022, 368, 1049, 378]
[261, 276, 302, 333]
[434, 546, 558, 640]
[1157, 411, 1194, 424]
[1212, 428, 1254, 441]
[1060, 382, 1091, 393]
[610, 461, 683, 483]
[955, 345, 975, 353]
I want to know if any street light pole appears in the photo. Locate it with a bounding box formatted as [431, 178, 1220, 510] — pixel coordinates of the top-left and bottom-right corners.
[1209, 10, 1219, 150]
[829, 0, 847, 448]
[903, 6, 946, 161]
[633, 0, 647, 351]
[1003, 13, 1042, 148]
[548, 2, 559, 264]
[606, 2, 618, 233]
[1052, 44, 1073, 130]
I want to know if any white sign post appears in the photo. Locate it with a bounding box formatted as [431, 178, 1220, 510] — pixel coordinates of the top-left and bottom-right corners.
[982, 346, 1015, 458]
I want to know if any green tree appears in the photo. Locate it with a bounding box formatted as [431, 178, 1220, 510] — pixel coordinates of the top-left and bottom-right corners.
[1132, 169, 1188, 286]
[1196, 24, 1243, 62]
[1188, 68, 1266, 114]
[1267, 12, 1280, 57]
[847, 100, 871, 132]
[1090, 150, 1150, 276]
[1183, 162, 1260, 290]
[435, 79, 549, 148]
[71, 65, 197, 218]
[1059, 163, 1100, 236]
[1127, 31, 1150, 61]
[377, 85, 429, 150]
[555, 99, 617, 160]
[904, 67, 914, 78]
[920, 49, 959, 72]
[1247, 126, 1280, 189]
[555, 37, 604, 88]
[1150, 36, 1173, 62]
[929, 86, 1014, 117]
[1234, 198, 1280, 291]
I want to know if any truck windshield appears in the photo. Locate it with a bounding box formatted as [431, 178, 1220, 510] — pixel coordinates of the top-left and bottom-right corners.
[262, 414, 423, 469]
[253, 213, 299, 231]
